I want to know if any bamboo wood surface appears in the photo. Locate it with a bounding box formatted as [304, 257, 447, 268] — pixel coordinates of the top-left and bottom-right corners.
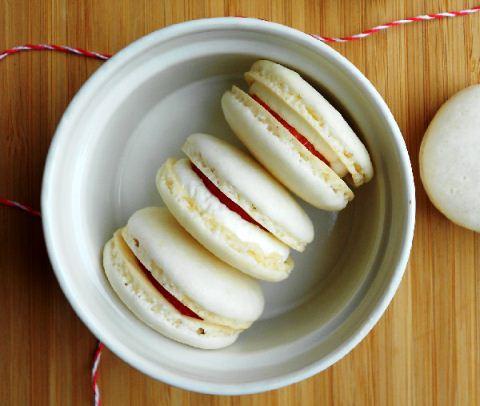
[1, 1, 479, 405]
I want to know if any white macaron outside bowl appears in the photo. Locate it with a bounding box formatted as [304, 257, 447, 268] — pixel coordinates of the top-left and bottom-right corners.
[42, 18, 415, 394]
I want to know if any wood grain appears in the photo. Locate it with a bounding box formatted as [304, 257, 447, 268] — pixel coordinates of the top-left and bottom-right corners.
[1, 1, 479, 405]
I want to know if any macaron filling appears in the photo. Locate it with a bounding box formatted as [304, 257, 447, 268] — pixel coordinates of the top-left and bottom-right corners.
[170, 159, 290, 261]
[134, 254, 203, 320]
[112, 231, 203, 320]
[251, 94, 331, 167]
[190, 162, 266, 230]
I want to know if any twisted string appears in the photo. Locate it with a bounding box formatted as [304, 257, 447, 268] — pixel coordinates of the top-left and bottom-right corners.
[0, 44, 110, 61]
[0, 4, 477, 63]
[0, 197, 105, 406]
[311, 5, 480, 42]
[0, 198, 41, 217]
[92, 341, 106, 406]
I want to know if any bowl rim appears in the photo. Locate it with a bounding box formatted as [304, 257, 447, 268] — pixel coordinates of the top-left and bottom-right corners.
[41, 17, 415, 395]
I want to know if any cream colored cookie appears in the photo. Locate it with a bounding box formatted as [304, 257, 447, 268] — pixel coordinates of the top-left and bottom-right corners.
[420, 85, 480, 232]
[157, 133, 315, 281]
[222, 86, 354, 210]
[245, 60, 373, 186]
[103, 207, 264, 349]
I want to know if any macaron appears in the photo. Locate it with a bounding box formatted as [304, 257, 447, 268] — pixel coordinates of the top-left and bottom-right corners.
[221, 60, 374, 210]
[103, 207, 264, 349]
[420, 85, 480, 232]
[156, 133, 314, 282]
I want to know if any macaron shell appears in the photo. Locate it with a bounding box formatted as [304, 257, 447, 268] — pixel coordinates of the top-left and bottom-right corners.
[156, 159, 294, 281]
[103, 230, 239, 349]
[221, 86, 354, 210]
[124, 207, 265, 324]
[182, 133, 314, 250]
[420, 85, 480, 232]
[245, 60, 373, 186]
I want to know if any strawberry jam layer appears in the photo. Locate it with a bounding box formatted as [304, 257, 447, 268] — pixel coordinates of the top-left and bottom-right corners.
[251, 95, 330, 166]
[190, 163, 266, 231]
[136, 258, 202, 320]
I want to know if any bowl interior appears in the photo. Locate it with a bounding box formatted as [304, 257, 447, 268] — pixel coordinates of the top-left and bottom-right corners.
[43, 19, 412, 394]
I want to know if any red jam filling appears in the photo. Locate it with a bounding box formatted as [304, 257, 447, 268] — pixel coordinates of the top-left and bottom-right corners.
[136, 259, 202, 320]
[251, 94, 330, 166]
[190, 163, 267, 231]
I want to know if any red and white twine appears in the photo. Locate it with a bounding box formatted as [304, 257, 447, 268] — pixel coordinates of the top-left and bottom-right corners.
[0, 198, 104, 405]
[1, 5, 479, 405]
[92, 341, 106, 406]
[0, 197, 41, 217]
[311, 5, 480, 42]
[0, 44, 110, 61]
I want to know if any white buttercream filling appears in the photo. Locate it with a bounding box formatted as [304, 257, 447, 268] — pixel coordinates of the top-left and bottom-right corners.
[173, 159, 290, 261]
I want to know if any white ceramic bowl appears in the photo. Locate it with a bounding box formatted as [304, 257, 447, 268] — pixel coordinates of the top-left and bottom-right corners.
[42, 18, 415, 394]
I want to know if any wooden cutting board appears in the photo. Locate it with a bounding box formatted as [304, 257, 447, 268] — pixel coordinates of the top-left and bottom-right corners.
[1, 0, 478, 404]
